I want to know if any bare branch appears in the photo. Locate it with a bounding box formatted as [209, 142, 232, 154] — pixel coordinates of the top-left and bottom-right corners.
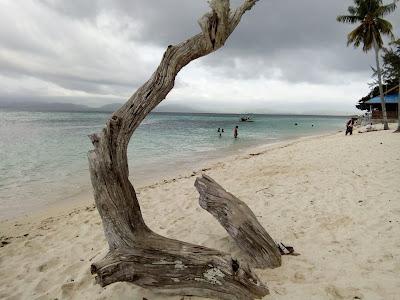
[195, 175, 281, 269]
[209, 0, 230, 46]
[230, 0, 259, 33]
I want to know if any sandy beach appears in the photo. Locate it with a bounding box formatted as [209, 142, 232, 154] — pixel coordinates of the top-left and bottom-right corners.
[1, 128, 399, 300]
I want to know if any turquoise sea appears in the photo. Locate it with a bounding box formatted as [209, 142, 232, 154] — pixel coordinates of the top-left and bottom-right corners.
[0, 110, 346, 219]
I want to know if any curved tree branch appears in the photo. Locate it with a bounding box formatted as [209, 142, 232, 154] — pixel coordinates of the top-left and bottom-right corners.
[89, 0, 259, 250]
[88, 1, 264, 298]
[230, 0, 259, 33]
[195, 175, 281, 269]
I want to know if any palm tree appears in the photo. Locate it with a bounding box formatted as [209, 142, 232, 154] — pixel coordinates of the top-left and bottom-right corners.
[337, 0, 397, 130]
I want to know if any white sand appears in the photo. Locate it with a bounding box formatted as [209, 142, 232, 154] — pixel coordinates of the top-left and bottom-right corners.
[1, 128, 399, 300]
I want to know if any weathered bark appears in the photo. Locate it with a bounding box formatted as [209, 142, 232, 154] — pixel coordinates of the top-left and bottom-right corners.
[373, 34, 389, 130]
[90, 232, 267, 300]
[195, 175, 282, 269]
[88, 1, 268, 298]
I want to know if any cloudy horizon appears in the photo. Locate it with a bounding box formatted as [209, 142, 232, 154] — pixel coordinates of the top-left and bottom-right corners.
[0, 0, 399, 115]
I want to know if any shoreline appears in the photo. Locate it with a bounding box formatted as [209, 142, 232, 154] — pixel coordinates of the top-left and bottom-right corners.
[0, 111, 346, 220]
[0, 128, 342, 225]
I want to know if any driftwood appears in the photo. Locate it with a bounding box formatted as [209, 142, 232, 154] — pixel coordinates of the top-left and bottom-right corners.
[195, 175, 282, 268]
[90, 232, 267, 300]
[88, 1, 269, 299]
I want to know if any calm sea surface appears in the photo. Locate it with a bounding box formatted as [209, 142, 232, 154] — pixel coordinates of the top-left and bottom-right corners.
[0, 110, 346, 219]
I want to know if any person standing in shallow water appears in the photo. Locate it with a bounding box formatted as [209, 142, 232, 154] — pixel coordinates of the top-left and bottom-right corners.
[234, 126, 238, 138]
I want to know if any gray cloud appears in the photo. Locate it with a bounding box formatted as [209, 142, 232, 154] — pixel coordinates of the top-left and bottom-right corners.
[0, 0, 399, 112]
[199, 0, 400, 83]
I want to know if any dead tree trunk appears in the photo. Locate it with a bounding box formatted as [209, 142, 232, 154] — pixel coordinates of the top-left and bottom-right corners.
[90, 234, 267, 300]
[88, 1, 268, 299]
[195, 175, 282, 269]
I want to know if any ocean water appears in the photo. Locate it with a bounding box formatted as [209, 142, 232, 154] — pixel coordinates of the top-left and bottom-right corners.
[0, 110, 346, 219]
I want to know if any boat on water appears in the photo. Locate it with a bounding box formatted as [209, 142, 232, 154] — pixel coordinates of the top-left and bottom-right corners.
[240, 114, 254, 122]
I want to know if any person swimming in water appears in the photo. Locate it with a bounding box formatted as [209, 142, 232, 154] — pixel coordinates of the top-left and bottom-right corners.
[234, 126, 238, 138]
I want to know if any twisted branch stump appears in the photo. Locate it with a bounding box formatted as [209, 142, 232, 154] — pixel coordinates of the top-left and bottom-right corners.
[88, 1, 269, 299]
[195, 175, 281, 268]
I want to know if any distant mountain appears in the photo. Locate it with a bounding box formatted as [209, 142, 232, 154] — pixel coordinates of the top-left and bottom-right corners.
[0, 100, 352, 116]
[0, 100, 207, 113]
[153, 103, 205, 113]
[95, 102, 205, 113]
[96, 103, 123, 112]
[0, 101, 126, 113]
[0, 100, 92, 112]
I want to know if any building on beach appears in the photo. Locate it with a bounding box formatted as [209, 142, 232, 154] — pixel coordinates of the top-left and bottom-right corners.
[363, 94, 399, 121]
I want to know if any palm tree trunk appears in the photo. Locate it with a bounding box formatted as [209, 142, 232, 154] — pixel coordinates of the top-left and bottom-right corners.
[373, 34, 389, 130]
[397, 77, 400, 132]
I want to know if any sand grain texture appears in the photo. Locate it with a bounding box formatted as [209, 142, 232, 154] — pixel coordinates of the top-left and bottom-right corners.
[1, 129, 399, 299]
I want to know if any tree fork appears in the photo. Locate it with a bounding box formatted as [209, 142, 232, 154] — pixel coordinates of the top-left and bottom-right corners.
[88, 1, 269, 298]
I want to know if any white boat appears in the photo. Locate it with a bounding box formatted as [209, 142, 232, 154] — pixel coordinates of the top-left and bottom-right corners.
[240, 114, 254, 122]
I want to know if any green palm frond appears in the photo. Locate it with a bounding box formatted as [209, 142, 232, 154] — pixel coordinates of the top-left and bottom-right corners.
[348, 5, 358, 14]
[389, 38, 400, 46]
[337, 0, 396, 52]
[376, 1, 397, 16]
[347, 24, 366, 49]
[373, 27, 385, 49]
[376, 18, 394, 32]
[337, 15, 362, 23]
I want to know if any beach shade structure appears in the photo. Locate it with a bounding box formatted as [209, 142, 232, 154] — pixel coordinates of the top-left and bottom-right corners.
[365, 94, 399, 120]
[365, 94, 399, 104]
[87, 1, 275, 299]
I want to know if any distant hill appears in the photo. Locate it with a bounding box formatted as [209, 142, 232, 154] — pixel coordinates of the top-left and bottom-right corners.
[0, 100, 205, 113]
[0, 101, 92, 112]
[0, 100, 348, 116]
[96, 103, 123, 112]
[153, 103, 205, 113]
[0, 101, 125, 113]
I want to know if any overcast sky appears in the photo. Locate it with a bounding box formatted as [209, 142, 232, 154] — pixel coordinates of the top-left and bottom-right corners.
[0, 0, 399, 114]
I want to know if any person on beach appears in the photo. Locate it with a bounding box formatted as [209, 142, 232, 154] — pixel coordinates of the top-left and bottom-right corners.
[358, 122, 377, 133]
[234, 126, 238, 138]
[345, 119, 354, 136]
